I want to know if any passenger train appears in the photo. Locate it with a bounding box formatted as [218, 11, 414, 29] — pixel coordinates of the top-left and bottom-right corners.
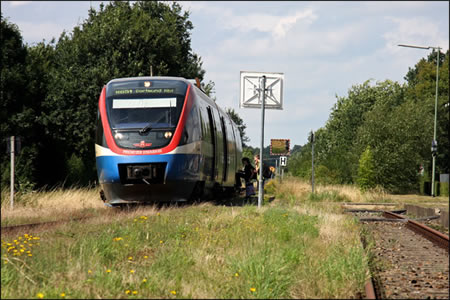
[95, 77, 243, 205]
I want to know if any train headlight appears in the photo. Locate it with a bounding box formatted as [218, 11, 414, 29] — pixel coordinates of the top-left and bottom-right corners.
[164, 131, 173, 139]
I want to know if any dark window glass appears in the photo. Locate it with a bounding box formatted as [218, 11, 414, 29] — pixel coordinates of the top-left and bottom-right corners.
[105, 79, 187, 150]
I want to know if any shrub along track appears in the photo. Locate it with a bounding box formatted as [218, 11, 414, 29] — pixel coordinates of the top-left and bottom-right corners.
[348, 208, 449, 299]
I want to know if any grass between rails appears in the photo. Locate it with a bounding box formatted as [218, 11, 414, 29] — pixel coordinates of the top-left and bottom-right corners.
[2, 178, 379, 299]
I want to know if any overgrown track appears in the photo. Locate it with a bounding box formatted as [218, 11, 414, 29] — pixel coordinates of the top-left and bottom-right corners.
[1, 216, 96, 236]
[353, 210, 449, 299]
[1, 194, 269, 236]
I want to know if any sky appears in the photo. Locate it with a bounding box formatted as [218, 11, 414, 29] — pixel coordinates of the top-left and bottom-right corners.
[2, 1, 449, 148]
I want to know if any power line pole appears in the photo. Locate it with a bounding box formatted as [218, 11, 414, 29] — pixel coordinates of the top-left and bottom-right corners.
[398, 44, 441, 197]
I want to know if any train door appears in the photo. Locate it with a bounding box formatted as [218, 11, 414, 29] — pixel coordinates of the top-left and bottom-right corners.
[207, 106, 216, 181]
[220, 116, 228, 182]
[227, 120, 237, 185]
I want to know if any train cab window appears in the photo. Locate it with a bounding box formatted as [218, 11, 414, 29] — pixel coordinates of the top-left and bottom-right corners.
[104, 79, 187, 150]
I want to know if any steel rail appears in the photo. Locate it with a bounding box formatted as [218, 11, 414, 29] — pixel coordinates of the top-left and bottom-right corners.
[383, 211, 449, 252]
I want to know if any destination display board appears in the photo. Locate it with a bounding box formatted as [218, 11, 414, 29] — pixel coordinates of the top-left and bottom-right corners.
[270, 139, 290, 156]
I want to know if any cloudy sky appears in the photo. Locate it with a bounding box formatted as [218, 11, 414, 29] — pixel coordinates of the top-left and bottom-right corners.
[2, 1, 449, 148]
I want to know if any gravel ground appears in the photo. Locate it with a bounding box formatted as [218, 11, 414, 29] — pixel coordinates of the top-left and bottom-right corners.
[364, 221, 449, 299]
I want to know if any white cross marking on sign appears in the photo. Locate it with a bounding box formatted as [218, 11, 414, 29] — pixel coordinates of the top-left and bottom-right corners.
[280, 156, 287, 167]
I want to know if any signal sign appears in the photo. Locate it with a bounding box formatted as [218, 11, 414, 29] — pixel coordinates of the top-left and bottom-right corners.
[270, 139, 290, 156]
[280, 156, 287, 167]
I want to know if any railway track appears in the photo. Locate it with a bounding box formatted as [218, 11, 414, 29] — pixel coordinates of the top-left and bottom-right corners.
[346, 207, 449, 299]
[1, 193, 262, 236]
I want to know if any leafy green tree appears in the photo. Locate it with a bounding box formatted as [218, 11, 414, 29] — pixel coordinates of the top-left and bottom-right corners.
[318, 80, 404, 183]
[404, 49, 449, 176]
[38, 1, 206, 186]
[225, 108, 250, 146]
[0, 15, 55, 190]
[357, 146, 376, 191]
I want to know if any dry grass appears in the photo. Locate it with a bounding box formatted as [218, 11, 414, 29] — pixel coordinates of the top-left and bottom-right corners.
[1, 187, 107, 226]
[275, 175, 448, 207]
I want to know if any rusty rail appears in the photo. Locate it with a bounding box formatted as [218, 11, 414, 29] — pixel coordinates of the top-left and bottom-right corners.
[383, 211, 449, 252]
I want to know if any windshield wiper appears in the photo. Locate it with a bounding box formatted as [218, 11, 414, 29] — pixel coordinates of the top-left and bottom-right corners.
[139, 124, 153, 135]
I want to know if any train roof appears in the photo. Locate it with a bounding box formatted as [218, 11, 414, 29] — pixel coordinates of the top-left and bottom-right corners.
[106, 76, 192, 85]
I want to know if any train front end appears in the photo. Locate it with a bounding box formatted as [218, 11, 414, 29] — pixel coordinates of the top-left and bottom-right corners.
[95, 77, 196, 205]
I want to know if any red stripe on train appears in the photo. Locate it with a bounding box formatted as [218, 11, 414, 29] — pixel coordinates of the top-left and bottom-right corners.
[98, 84, 192, 155]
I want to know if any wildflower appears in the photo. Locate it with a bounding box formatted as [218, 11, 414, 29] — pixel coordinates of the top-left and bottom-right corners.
[37, 293, 44, 298]
[142, 278, 147, 283]
[125, 290, 131, 295]
[130, 269, 135, 274]
[250, 287, 256, 292]
[113, 237, 123, 242]
[160, 240, 164, 244]
[134, 219, 138, 222]
[88, 270, 92, 274]
[28, 254, 33, 257]
[106, 269, 111, 273]
[132, 291, 138, 295]
[60, 293, 66, 297]
[140, 216, 147, 220]
[234, 272, 239, 277]
[143, 255, 148, 259]
[128, 256, 133, 260]
[170, 290, 176, 295]
[157, 213, 160, 216]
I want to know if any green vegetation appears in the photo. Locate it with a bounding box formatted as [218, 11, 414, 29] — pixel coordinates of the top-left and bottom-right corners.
[289, 52, 449, 193]
[1, 1, 205, 190]
[357, 146, 376, 191]
[1, 180, 370, 299]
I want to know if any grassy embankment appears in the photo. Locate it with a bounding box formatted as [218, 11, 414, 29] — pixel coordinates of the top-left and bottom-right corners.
[5, 177, 440, 298]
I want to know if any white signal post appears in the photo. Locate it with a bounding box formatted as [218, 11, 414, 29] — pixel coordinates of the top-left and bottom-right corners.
[240, 71, 284, 208]
[258, 76, 266, 208]
[280, 156, 287, 183]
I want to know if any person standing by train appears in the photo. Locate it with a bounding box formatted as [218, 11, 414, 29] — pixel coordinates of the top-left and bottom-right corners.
[254, 154, 260, 190]
[235, 157, 256, 198]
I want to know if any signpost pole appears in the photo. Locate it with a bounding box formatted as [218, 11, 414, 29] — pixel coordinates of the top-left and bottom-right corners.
[10, 136, 15, 209]
[258, 76, 266, 209]
[311, 131, 315, 194]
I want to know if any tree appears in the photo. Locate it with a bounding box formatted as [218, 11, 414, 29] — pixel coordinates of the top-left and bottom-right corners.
[37, 1, 206, 186]
[225, 108, 250, 146]
[357, 146, 376, 191]
[0, 15, 55, 190]
[404, 49, 449, 176]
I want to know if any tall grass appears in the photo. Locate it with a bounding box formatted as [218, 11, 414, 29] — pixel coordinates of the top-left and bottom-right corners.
[1, 187, 369, 299]
[1, 186, 106, 226]
[271, 175, 394, 206]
